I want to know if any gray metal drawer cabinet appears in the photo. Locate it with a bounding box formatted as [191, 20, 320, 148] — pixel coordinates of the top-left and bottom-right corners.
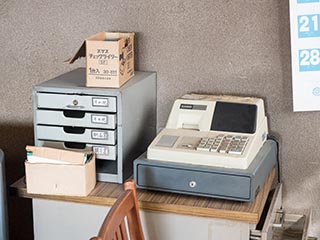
[33, 68, 156, 183]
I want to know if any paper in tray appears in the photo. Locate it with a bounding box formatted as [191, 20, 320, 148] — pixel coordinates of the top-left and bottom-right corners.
[26, 146, 93, 165]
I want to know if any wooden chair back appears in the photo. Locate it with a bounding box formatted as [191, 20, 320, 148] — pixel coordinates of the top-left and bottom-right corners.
[90, 179, 144, 240]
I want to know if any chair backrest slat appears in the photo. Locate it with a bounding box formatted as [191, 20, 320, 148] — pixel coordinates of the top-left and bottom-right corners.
[90, 180, 144, 240]
[119, 221, 128, 240]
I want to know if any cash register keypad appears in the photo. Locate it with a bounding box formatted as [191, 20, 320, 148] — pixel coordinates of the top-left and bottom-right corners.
[196, 135, 248, 155]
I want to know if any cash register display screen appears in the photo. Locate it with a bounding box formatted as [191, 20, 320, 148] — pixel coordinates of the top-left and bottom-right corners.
[210, 102, 257, 134]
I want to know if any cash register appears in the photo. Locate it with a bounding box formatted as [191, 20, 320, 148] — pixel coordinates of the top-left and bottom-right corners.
[147, 94, 268, 169]
[134, 94, 278, 202]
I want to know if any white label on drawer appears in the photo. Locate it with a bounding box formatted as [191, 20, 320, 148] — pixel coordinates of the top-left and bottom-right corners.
[92, 146, 109, 155]
[92, 98, 109, 107]
[91, 115, 108, 124]
[91, 131, 108, 140]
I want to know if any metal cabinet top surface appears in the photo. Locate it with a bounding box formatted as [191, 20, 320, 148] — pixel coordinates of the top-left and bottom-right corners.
[33, 68, 156, 96]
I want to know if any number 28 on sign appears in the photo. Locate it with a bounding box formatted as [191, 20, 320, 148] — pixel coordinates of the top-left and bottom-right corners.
[299, 49, 320, 71]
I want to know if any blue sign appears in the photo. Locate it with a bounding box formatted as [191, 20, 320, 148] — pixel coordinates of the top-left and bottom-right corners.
[297, 0, 319, 3]
[299, 49, 320, 71]
[298, 14, 320, 38]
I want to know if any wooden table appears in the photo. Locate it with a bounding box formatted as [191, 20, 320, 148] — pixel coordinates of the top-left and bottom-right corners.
[10, 168, 276, 240]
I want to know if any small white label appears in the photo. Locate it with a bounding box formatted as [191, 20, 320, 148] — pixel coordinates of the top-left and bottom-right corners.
[91, 131, 108, 140]
[92, 98, 109, 107]
[91, 115, 108, 124]
[92, 146, 109, 155]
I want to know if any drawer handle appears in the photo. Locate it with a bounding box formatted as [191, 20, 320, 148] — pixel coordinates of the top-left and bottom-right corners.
[273, 210, 284, 228]
[64, 142, 86, 149]
[66, 105, 85, 109]
[63, 126, 85, 134]
[63, 110, 85, 119]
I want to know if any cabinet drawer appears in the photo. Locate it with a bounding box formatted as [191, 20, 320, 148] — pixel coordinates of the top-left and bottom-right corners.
[250, 184, 282, 240]
[36, 110, 116, 129]
[250, 184, 311, 240]
[37, 140, 117, 160]
[36, 93, 117, 113]
[36, 125, 116, 145]
[271, 213, 311, 240]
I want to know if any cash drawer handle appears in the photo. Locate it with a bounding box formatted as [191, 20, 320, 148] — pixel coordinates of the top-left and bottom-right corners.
[63, 126, 85, 134]
[63, 110, 85, 118]
[64, 142, 86, 149]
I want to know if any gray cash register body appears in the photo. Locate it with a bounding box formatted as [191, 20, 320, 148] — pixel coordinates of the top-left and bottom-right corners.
[33, 68, 156, 183]
[134, 140, 277, 202]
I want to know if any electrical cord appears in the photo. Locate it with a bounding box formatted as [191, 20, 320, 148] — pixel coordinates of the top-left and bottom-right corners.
[267, 134, 281, 183]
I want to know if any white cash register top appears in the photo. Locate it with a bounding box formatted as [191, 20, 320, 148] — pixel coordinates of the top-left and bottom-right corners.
[147, 93, 268, 169]
[180, 93, 261, 104]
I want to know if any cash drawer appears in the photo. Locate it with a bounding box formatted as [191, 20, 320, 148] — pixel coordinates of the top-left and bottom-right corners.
[36, 110, 116, 129]
[37, 140, 117, 160]
[36, 125, 116, 145]
[37, 93, 117, 113]
[137, 164, 251, 200]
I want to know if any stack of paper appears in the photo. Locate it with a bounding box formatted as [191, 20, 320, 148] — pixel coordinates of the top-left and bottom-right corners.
[26, 146, 93, 165]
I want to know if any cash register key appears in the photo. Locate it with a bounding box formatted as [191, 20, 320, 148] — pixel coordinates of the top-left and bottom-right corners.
[218, 144, 228, 151]
[204, 144, 211, 148]
[181, 144, 193, 149]
[196, 146, 207, 151]
[237, 147, 244, 152]
[196, 145, 210, 151]
[230, 141, 238, 146]
[219, 148, 228, 154]
[210, 147, 218, 152]
[200, 138, 208, 145]
[239, 144, 245, 149]
[216, 135, 224, 140]
[228, 149, 242, 155]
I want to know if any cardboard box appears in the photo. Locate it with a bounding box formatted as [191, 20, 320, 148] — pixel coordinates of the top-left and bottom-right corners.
[69, 32, 135, 88]
[25, 146, 96, 196]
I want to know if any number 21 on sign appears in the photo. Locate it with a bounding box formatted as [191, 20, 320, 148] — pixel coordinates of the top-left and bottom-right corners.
[298, 14, 320, 38]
